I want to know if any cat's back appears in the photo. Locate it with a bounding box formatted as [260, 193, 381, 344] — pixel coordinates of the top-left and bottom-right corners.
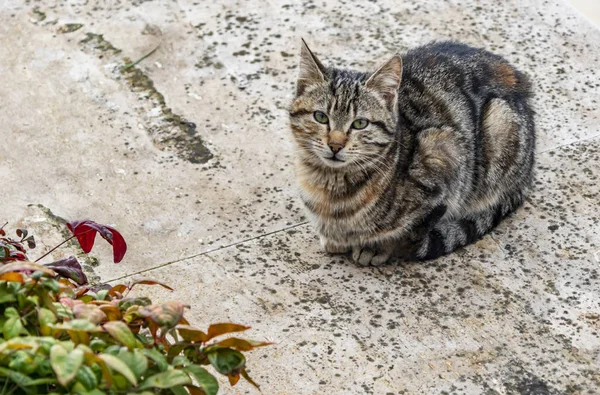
[401, 41, 532, 98]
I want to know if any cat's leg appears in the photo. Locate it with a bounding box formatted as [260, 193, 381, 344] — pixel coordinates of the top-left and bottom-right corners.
[352, 241, 395, 266]
[352, 127, 462, 265]
[320, 236, 351, 254]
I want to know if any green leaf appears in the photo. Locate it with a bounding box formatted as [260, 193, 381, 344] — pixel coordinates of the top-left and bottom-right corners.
[50, 344, 84, 386]
[95, 289, 109, 301]
[104, 344, 122, 355]
[103, 321, 137, 349]
[90, 338, 108, 352]
[3, 315, 24, 339]
[167, 344, 187, 362]
[138, 370, 192, 390]
[0, 336, 56, 354]
[118, 296, 151, 310]
[36, 358, 54, 377]
[41, 278, 60, 293]
[141, 348, 168, 372]
[71, 386, 105, 395]
[98, 353, 138, 386]
[172, 354, 191, 367]
[39, 307, 57, 336]
[0, 282, 17, 304]
[0, 366, 33, 387]
[25, 295, 39, 306]
[38, 307, 57, 326]
[75, 365, 99, 390]
[183, 365, 219, 395]
[8, 350, 36, 374]
[207, 348, 246, 375]
[116, 348, 148, 379]
[73, 304, 107, 325]
[4, 306, 19, 318]
[52, 319, 102, 332]
[172, 386, 189, 395]
[24, 377, 59, 387]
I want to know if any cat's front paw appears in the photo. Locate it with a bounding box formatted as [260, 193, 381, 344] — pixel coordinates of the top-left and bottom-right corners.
[352, 245, 393, 266]
[320, 237, 350, 254]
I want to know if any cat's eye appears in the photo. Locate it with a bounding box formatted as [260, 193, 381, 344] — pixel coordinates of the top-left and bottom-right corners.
[313, 111, 329, 124]
[351, 119, 369, 130]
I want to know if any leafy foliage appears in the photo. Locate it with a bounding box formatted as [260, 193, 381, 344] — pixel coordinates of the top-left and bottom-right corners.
[0, 220, 269, 394]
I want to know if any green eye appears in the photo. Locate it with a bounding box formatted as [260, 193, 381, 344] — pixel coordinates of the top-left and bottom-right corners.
[313, 111, 329, 124]
[352, 119, 369, 130]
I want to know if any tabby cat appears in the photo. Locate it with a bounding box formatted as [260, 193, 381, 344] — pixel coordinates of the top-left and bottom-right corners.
[289, 40, 535, 265]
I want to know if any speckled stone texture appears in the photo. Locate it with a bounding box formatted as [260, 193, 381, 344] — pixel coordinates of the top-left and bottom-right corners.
[1, 0, 600, 393]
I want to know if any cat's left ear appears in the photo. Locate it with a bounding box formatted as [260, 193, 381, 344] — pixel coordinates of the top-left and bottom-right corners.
[297, 39, 327, 96]
[365, 55, 403, 110]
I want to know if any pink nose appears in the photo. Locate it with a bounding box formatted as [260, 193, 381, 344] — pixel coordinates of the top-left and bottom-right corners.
[328, 142, 344, 153]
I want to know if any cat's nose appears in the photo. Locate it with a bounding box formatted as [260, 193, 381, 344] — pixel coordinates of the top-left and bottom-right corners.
[328, 130, 346, 154]
[328, 142, 344, 154]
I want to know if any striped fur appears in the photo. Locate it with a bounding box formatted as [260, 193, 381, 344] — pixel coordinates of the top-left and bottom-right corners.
[289, 41, 535, 265]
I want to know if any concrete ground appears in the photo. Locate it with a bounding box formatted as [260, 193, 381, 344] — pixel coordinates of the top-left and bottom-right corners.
[1, 0, 600, 393]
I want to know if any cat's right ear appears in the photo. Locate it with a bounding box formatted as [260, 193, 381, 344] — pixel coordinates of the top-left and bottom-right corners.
[365, 55, 403, 111]
[297, 39, 327, 96]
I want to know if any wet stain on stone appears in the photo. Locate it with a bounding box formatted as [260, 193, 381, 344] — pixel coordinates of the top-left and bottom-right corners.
[79, 33, 213, 164]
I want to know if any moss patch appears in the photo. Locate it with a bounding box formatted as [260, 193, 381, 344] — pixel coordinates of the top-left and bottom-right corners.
[58, 23, 84, 34]
[80, 33, 122, 54]
[32, 8, 46, 22]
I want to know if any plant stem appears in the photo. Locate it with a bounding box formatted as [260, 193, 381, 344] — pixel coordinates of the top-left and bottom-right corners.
[1, 378, 8, 395]
[34, 235, 75, 262]
[121, 44, 161, 71]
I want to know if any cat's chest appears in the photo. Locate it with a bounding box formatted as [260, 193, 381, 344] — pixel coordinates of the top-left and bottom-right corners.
[298, 174, 386, 240]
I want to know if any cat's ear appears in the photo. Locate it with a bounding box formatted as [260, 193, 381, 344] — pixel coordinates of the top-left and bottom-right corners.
[297, 39, 327, 96]
[365, 55, 403, 110]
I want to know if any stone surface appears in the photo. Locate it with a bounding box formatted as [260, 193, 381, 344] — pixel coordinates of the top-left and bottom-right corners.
[1, 0, 600, 393]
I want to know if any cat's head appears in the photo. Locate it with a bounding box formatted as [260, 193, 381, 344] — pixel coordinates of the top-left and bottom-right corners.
[289, 40, 402, 171]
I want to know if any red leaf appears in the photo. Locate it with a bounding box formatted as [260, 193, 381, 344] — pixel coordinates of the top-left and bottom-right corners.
[241, 368, 260, 389]
[177, 325, 209, 343]
[129, 279, 174, 292]
[67, 220, 127, 263]
[213, 338, 272, 351]
[67, 220, 96, 253]
[228, 373, 240, 386]
[45, 256, 88, 285]
[0, 272, 24, 283]
[139, 301, 187, 329]
[108, 284, 127, 297]
[206, 323, 250, 341]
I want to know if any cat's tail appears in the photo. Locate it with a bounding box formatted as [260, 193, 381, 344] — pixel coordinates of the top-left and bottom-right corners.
[410, 194, 524, 261]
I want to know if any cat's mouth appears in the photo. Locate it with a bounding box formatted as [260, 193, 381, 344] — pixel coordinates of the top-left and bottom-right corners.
[322, 155, 347, 168]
